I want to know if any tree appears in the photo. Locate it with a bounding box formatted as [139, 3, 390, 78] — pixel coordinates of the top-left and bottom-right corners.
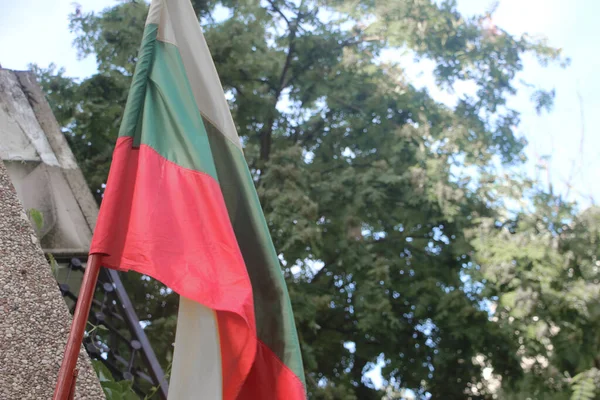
[472, 189, 600, 399]
[33, 0, 569, 398]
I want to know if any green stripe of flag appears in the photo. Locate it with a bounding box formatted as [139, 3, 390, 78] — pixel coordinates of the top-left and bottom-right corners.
[117, 21, 305, 388]
[119, 24, 218, 181]
[204, 120, 305, 384]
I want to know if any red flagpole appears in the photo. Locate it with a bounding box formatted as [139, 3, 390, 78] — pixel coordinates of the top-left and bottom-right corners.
[53, 254, 102, 400]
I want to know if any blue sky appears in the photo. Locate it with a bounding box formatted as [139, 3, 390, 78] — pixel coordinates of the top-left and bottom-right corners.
[1, 0, 598, 207]
[458, 0, 600, 207]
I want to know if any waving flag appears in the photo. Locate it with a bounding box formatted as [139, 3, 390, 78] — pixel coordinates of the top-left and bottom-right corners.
[90, 0, 306, 398]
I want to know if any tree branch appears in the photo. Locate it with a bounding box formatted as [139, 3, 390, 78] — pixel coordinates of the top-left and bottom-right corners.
[267, 0, 291, 27]
[260, 5, 300, 162]
[310, 265, 329, 283]
[282, 33, 376, 91]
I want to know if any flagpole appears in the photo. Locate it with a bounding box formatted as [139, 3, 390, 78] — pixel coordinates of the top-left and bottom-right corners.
[53, 254, 102, 400]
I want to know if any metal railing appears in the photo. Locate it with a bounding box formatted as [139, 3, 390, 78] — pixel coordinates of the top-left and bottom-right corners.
[55, 258, 168, 399]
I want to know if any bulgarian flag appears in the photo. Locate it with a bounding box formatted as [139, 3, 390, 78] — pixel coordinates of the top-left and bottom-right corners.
[89, 0, 306, 398]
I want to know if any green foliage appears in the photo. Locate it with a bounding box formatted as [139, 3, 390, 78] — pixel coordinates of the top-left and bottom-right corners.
[47, 253, 60, 277]
[86, 321, 109, 336]
[27, 208, 44, 231]
[473, 198, 600, 398]
[143, 360, 172, 400]
[91, 360, 139, 400]
[571, 369, 599, 400]
[32, 1, 588, 399]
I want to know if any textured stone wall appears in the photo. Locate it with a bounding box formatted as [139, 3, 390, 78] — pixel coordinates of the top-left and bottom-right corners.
[0, 159, 104, 399]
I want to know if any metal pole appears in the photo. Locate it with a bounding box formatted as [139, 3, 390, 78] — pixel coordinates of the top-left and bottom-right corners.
[107, 269, 170, 399]
[53, 254, 102, 400]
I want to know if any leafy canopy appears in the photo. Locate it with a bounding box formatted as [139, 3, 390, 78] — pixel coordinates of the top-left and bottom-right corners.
[32, 1, 598, 399]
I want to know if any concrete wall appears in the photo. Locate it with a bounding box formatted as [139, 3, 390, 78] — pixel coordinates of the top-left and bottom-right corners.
[0, 159, 104, 399]
[0, 69, 99, 255]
